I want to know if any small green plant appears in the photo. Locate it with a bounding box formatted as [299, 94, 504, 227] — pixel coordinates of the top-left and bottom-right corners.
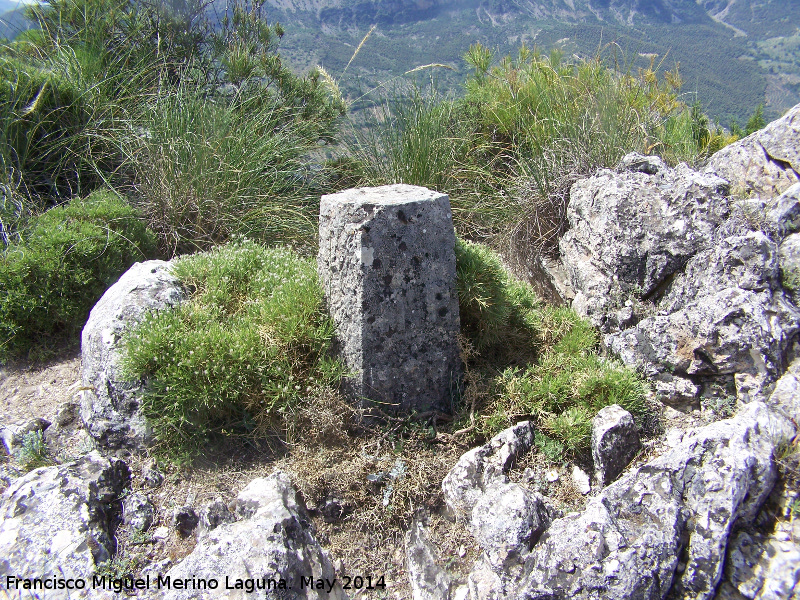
[455, 238, 539, 360]
[122, 239, 345, 457]
[15, 430, 51, 470]
[534, 430, 565, 464]
[0, 189, 158, 361]
[95, 553, 141, 581]
[455, 242, 648, 461]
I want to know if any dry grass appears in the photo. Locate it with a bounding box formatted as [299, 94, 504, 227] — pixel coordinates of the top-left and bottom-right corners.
[107, 392, 478, 597]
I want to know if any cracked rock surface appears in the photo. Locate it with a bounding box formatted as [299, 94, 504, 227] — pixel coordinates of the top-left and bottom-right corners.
[705, 103, 800, 200]
[0, 452, 130, 599]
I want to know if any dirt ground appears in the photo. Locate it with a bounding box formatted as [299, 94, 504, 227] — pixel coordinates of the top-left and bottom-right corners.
[0, 349, 82, 428]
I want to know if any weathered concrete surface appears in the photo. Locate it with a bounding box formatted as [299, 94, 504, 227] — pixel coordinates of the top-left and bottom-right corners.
[318, 184, 461, 415]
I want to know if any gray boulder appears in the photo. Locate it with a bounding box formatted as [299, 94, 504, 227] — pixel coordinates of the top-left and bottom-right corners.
[514, 402, 794, 600]
[156, 472, 347, 600]
[197, 497, 235, 536]
[606, 221, 800, 404]
[767, 183, 800, 238]
[1, 417, 50, 455]
[706, 103, 800, 201]
[81, 260, 184, 451]
[442, 421, 535, 518]
[591, 404, 640, 487]
[0, 452, 130, 598]
[560, 159, 730, 330]
[471, 483, 554, 572]
[171, 505, 199, 536]
[721, 527, 800, 600]
[767, 356, 800, 424]
[780, 232, 800, 304]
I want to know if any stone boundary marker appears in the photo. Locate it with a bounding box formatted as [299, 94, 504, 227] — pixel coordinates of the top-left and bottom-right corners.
[318, 184, 462, 415]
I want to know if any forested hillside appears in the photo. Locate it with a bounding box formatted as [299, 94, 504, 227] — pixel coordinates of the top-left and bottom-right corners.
[257, 0, 800, 124]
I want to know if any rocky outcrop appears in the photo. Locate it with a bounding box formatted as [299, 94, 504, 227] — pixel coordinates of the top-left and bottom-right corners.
[0, 416, 50, 454]
[559, 123, 800, 406]
[153, 472, 347, 600]
[705, 103, 800, 200]
[0, 452, 130, 598]
[81, 260, 184, 451]
[515, 402, 793, 600]
[318, 184, 461, 415]
[767, 355, 800, 423]
[406, 515, 453, 600]
[442, 421, 535, 518]
[606, 214, 800, 405]
[441, 423, 561, 599]
[559, 155, 730, 330]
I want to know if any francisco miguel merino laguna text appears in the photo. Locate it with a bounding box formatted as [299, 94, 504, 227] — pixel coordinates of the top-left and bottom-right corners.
[4, 574, 368, 594]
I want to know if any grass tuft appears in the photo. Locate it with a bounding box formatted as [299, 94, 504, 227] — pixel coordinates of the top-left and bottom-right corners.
[122, 239, 345, 457]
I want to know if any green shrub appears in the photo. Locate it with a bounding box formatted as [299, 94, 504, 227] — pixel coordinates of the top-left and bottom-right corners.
[495, 350, 647, 457]
[122, 240, 344, 456]
[456, 241, 648, 460]
[16, 430, 51, 471]
[455, 238, 540, 360]
[0, 189, 157, 360]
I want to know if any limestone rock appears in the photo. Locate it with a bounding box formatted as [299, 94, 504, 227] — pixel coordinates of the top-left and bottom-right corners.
[0, 417, 50, 454]
[723, 528, 800, 600]
[318, 184, 461, 415]
[123, 492, 154, 532]
[767, 183, 800, 237]
[780, 232, 800, 304]
[442, 421, 535, 518]
[591, 404, 641, 487]
[157, 471, 347, 600]
[706, 103, 800, 200]
[570, 465, 591, 495]
[618, 152, 666, 175]
[560, 158, 730, 329]
[197, 497, 235, 536]
[515, 402, 793, 600]
[142, 461, 165, 488]
[470, 483, 554, 572]
[172, 505, 199, 536]
[54, 400, 80, 427]
[767, 357, 800, 424]
[405, 515, 452, 600]
[0, 452, 130, 598]
[606, 221, 800, 404]
[81, 260, 184, 451]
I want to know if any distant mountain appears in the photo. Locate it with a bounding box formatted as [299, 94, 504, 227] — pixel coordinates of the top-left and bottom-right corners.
[0, 4, 32, 41]
[259, 0, 800, 124]
[0, 0, 21, 14]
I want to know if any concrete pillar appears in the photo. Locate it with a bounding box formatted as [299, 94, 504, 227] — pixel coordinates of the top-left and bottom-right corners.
[318, 184, 461, 415]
